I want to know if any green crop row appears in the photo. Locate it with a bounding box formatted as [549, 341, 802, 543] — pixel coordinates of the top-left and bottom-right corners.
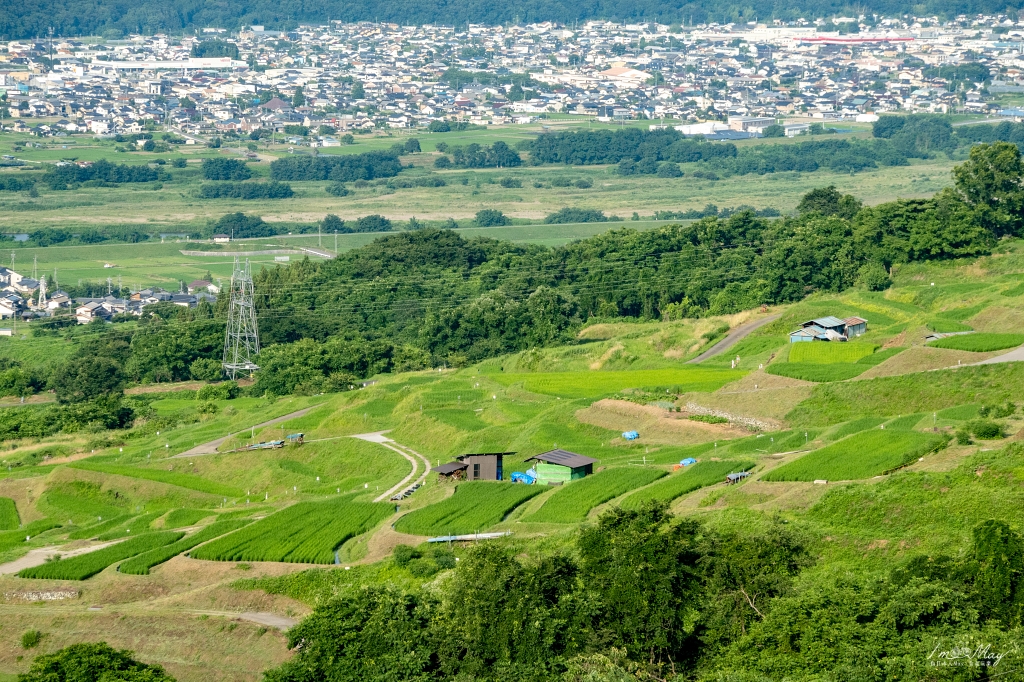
[119, 520, 252, 575]
[829, 417, 886, 440]
[762, 430, 945, 483]
[766, 362, 869, 382]
[927, 333, 1024, 353]
[0, 519, 61, 552]
[96, 512, 162, 541]
[18, 531, 183, 580]
[163, 508, 215, 529]
[620, 461, 755, 509]
[526, 468, 667, 524]
[68, 462, 243, 497]
[394, 482, 543, 536]
[0, 497, 19, 530]
[191, 497, 391, 564]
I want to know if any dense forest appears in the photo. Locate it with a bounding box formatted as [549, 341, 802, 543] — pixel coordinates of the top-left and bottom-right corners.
[2, 0, 1024, 39]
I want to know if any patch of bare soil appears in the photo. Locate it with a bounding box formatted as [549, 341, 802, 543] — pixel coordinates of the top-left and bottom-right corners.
[576, 399, 750, 445]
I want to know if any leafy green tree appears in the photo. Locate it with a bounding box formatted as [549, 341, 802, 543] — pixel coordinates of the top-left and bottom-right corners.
[350, 81, 365, 99]
[51, 356, 125, 403]
[577, 504, 702, 665]
[952, 141, 1024, 237]
[762, 123, 785, 138]
[189, 357, 224, 381]
[475, 209, 509, 226]
[970, 519, 1024, 626]
[796, 185, 862, 219]
[19, 642, 175, 682]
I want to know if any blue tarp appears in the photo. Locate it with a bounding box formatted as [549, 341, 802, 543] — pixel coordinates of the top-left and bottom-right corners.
[622, 431, 640, 441]
[681, 458, 697, 466]
[511, 472, 536, 484]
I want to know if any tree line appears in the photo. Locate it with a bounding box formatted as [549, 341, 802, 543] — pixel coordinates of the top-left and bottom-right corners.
[269, 151, 404, 182]
[3, 0, 1020, 40]
[43, 160, 164, 189]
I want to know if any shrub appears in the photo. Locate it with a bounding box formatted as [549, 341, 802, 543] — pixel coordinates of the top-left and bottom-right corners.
[857, 262, 891, 291]
[544, 207, 607, 224]
[355, 215, 392, 233]
[326, 183, 350, 197]
[171, 158, 187, 168]
[22, 630, 42, 649]
[968, 419, 1004, 439]
[657, 162, 683, 178]
[19, 642, 175, 682]
[688, 414, 728, 424]
[956, 429, 972, 445]
[499, 177, 522, 188]
[475, 209, 510, 227]
[393, 544, 418, 567]
[574, 178, 593, 188]
[196, 381, 238, 401]
[434, 156, 452, 169]
[189, 358, 223, 382]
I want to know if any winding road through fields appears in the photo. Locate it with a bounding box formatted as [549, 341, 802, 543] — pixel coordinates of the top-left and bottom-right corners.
[688, 314, 781, 364]
[351, 432, 433, 502]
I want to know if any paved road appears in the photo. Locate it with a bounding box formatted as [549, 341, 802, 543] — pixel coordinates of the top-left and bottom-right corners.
[174, 407, 315, 458]
[688, 314, 782, 364]
[191, 610, 297, 630]
[971, 344, 1024, 365]
[352, 432, 432, 502]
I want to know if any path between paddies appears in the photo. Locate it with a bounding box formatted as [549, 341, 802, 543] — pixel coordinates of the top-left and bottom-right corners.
[352, 431, 433, 502]
[174, 407, 315, 458]
[0, 539, 125, 575]
[688, 313, 781, 364]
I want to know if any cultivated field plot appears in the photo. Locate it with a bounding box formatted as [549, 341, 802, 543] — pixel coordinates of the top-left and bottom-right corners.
[788, 343, 878, 364]
[927, 333, 1024, 352]
[394, 482, 543, 536]
[0, 497, 18, 530]
[767, 348, 903, 382]
[525, 468, 667, 523]
[18, 531, 184, 580]
[620, 461, 755, 509]
[191, 496, 391, 564]
[69, 462, 243, 497]
[490, 368, 745, 398]
[762, 430, 943, 482]
[67, 514, 132, 540]
[119, 519, 251, 575]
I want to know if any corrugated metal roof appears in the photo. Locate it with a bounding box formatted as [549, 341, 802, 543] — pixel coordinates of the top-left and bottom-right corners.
[844, 316, 868, 325]
[455, 452, 515, 461]
[525, 449, 598, 469]
[806, 316, 846, 328]
[432, 462, 468, 475]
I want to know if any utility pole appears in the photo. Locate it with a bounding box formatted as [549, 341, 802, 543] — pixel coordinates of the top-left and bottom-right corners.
[222, 258, 260, 379]
[32, 255, 37, 280]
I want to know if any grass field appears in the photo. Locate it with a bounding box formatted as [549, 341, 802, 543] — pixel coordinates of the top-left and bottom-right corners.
[68, 462, 243, 497]
[394, 482, 543, 536]
[0, 498, 18, 530]
[191, 496, 391, 564]
[525, 468, 667, 523]
[162, 508, 215, 528]
[490, 368, 746, 398]
[619, 461, 755, 509]
[762, 430, 944, 482]
[17, 531, 183, 580]
[118, 519, 251, 575]
[767, 347, 904, 382]
[927, 333, 1024, 352]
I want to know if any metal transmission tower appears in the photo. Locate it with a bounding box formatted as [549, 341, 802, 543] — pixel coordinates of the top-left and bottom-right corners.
[222, 258, 260, 379]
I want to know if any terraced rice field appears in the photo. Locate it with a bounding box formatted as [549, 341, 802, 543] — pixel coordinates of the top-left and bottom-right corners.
[18, 531, 184, 580]
[119, 520, 252, 574]
[762, 430, 944, 482]
[525, 468, 666, 523]
[394, 482, 543, 536]
[619, 461, 755, 509]
[489, 368, 745, 398]
[191, 496, 391, 564]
